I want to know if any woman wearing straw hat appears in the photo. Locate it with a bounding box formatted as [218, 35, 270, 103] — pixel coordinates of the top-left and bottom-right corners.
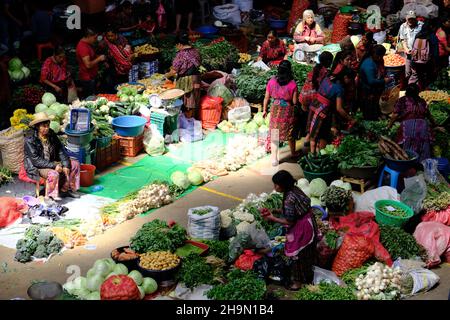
[24, 112, 80, 201]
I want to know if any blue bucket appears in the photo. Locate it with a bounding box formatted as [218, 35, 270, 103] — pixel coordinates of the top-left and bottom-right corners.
[112, 115, 147, 137]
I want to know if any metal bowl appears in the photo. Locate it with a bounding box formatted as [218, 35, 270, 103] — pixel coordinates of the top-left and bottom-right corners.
[27, 281, 63, 300]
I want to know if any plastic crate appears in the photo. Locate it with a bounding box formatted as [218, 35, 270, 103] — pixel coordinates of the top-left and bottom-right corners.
[115, 134, 144, 157]
[150, 113, 179, 142]
[375, 200, 414, 227]
[96, 135, 112, 148]
[94, 137, 122, 171]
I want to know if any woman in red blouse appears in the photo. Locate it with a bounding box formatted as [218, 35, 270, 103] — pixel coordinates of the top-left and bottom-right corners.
[258, 30, 287, 67]
[40, 46, 75, 103]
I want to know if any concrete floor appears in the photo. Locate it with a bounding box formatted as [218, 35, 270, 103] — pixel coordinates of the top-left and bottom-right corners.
[0, 145, 449, 300]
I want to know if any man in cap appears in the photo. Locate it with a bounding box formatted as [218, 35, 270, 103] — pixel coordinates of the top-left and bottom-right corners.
[398, 10, 424, 82]
[24, 112, 80, 201]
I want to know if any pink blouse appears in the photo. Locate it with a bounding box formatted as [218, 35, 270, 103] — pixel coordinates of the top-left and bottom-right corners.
[294, 22, 324, 45]
[267, 77, 298, 101]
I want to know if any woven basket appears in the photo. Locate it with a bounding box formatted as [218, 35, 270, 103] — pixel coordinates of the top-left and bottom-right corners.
[0, 127, 24, 173]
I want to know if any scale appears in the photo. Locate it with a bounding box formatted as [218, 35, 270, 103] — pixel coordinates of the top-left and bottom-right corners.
[148, 89, 185, 116]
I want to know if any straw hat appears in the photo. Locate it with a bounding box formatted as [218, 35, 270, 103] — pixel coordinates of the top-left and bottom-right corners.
[159, 89, 185, 100]
[29, 112, 51, 127]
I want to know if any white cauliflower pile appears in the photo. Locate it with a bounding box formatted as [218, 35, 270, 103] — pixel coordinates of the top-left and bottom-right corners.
[220, 210, 233, 228]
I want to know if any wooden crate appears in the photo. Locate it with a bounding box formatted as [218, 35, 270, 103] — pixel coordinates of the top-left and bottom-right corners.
[95, 137, 122, 171]
[115, 134, 144, 157]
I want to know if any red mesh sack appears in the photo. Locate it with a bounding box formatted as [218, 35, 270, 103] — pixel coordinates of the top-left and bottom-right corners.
[332, 234, 375, 276]
[234, 250, 263, 271]
[200, 96, 223, 130]
[0, 197, 27, 228]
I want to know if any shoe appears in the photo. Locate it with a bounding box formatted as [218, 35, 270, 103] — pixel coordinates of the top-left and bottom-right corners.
[64, 191, 81, 199]
[48, 196, 63, 202]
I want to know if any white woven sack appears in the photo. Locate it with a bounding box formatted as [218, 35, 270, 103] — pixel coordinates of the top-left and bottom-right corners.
[188, 206, 220, 240]
[0, 128, 24, 173]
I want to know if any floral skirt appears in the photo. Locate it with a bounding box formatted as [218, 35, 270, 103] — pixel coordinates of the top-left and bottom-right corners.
[265, 99, 295, 152]
[39, 159, 80, 198]
[307, 100, 331, 142]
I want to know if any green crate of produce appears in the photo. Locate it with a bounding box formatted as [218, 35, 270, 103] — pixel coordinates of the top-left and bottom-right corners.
[375, 200, 414, 227]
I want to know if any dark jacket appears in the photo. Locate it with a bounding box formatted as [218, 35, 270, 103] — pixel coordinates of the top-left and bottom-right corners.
[24, 128, 70, 181]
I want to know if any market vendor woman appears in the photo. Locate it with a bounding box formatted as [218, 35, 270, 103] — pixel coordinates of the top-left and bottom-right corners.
[165, 33, 201, 111]
[24, 113, 80, 201]
[257, 30, 287, 66]
[263, 170, 318, 291]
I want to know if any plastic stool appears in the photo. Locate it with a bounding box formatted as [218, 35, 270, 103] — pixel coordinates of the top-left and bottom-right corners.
[378, 165, 401, 189]
[198, 0, 211, 25]
[36, 42, 54, 61]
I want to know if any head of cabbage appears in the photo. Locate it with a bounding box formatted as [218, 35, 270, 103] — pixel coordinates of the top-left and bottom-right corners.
[8, 57, 23, 71]
[21, 66, 30, 78]
[187, 169, 203, 186]
[35, 103, 48, 114]
[9, 69, 24, 82]
[171, 171, 191, 189]
[253, 112, 264, 126]
[245, 121, 258, 134]
[42, 92, 57, 107]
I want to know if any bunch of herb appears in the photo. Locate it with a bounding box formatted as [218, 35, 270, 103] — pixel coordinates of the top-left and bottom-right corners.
[336, 136, 380, 169]
[130, 219, 187, 253]
[194, 38, 239, 71]
[429, 101, 450, 126]
[0, 167, 13, 186]
[341, 265, 369, 289]
[200, 239, 230, 261]
[379, 225, 427, 260]
[206, 269, 266, 300]
[176, 253, 215, 289]
[295, 282, 357, 300]
[361, 120, 400, 140]
[236, 65, 277, 102]
[324, 230, 340, 250]
[291, 63, 313, 88]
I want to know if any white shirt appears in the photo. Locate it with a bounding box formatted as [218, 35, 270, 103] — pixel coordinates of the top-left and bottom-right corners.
[399, 21, 424, 51]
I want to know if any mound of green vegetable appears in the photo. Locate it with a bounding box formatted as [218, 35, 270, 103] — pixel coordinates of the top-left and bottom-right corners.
[130, 219, 187, 253]
[15, 225, 64, 263]
[206, 269, 266, 300]
[236, 65, 277, 102]
[379, 225, 427, 260]
[295, 282, 357, 300]
[336, 136, 380, 170]
[176, 253, 215, 289]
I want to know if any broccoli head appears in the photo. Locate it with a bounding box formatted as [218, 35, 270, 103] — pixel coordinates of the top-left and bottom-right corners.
[46, 237, 64, 255]
[37, 230, 54, 245]
[15, 249, 31, 263]
[34, 244, 49, 259]
[16, 238, 38, 254]
[25, 225, 42, 240]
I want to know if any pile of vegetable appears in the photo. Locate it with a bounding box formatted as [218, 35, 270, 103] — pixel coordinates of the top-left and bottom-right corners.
[111, 247, 139, 262]
[378, 203, 409, 218]
[337, 136, 380, 169]
[63, 258, 158, 300]
[0, 167, 13, 186]
[360, 119, 400, 140]
[198, 239, 230, 261]
[291, 63, 313, 89]
[295, 282, 356, 300]
[297, 178, 329, 207]
[379, 225, 426, 260]
[194, 38, 239, 71]
[139, 251, 181, 270]
[115, 86, 149, 116]
[383, 54, 405, 67]
[15, 225, 64, 263]
[321, 185, 353, 213]
[134, 43, 159, 57]
[11, 84, 45, 109]
[218, 111, 270, 134]
[130, 219, 187, 254]
[236, 65, 277, 102]
[419, 90, 449, 104]
[378, 135, 411, 161]
[8, 57, 30, 82]
[176, 253, 215, 289]
[35, 92, 70, 133]
[354, 262, 402, 300]
[206, 269, 266, 300]
[423, 182, 450, 212]
[238, 53, 251, 64]
[429, 100, 449, 126]
[299, 152, 337, 173]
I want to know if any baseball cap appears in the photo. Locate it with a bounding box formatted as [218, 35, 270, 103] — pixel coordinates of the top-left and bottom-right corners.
[406, 11, 416, 20]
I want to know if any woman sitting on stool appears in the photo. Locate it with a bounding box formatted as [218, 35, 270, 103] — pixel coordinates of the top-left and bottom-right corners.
[24, 113, 80, 201]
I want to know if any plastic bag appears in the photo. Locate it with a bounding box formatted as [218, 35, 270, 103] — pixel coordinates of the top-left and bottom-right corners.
[228, 105, 251, 123]
[413, 221, 450, 268]
[213, 4, 241, 26]
[393, 258, 440, 295]
[187, 206, 221, 240]
[401, 174, 427, 214]
[178, 113, 203, 143]
[0, 197, 26, 228]
[313, 266, 345, 286]
[207, 83, 233, 107]
[422, 159, 439, 184]
[143, 124, 165, 156]
[171, 283, 213, 300]
[235, 249, 263, 271]
[228, 222, 271, 261]
[353, 186, 400, 213]
[248, 60, 270, 71]
[332, 234, 375, 276]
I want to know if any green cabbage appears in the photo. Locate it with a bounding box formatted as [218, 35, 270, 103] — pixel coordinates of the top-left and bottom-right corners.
[35, 103, 48, 113]
[311, 197, 323, 207]
[10, 69, 24, 82]
[119, 94, 129, 103]
[113, 263, 128, 275]
[128, 270, 143, 286]
[8, 57, 23, 71]
[86, 291, 101, 300]
[245, 121, 258, 134]
[171, 171, 191, 189]
[86, 274, 104, 292]
[49, 103, 66, 118]
[253, 112, 264, 126]
[142, 277, 158, 294]
[42, 92, 57, 106]
[21, 66, 30, 78]
[309, 178, 327, 198]
[187, 170, 204, 186]
[50, 121, 60, 133]
[44, 108, 57, 119]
